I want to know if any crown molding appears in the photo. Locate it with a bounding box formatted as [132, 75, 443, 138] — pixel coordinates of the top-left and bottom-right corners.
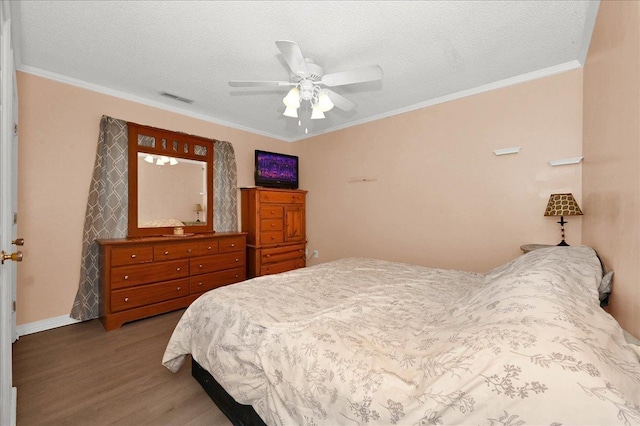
[290, 60, 584, 142]
[19, 59, 582, 144]
[17, 64, 294, 142]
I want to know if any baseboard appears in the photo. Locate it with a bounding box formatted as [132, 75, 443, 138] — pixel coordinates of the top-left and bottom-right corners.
[16, 315, 81, 337]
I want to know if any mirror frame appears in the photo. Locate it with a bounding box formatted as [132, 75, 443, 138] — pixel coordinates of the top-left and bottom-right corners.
[127, 122, 214, 237]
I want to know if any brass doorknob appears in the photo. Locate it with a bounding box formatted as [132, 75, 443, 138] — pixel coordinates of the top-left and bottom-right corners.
[1, 250, 23, 265]
[12, 238, 24, 246]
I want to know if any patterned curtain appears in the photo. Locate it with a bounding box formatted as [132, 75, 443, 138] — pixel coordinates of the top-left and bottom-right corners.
[214, 140, 238, 232]
[70, 116, 128, 321]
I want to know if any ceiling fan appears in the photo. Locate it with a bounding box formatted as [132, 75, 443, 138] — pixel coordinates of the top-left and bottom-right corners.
[229, 40, 383, 124]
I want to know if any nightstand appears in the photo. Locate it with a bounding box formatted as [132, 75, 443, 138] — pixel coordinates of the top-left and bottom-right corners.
[520, 244, 554, 253]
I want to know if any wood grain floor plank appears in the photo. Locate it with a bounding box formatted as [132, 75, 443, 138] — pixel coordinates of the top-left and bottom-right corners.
[12, 310, 232, 426]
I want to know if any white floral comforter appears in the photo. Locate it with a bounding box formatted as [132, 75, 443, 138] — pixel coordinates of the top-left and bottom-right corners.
[162, 247, 640, 425]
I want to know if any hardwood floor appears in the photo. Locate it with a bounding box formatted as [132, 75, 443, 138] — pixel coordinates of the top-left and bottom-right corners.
[12, 310, 232, 426]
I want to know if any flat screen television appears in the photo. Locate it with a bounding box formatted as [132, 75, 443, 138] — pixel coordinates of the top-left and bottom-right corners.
[254, 150, 299, 189]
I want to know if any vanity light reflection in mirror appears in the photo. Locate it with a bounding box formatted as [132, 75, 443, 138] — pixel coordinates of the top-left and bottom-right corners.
[137, 153, 208, 228]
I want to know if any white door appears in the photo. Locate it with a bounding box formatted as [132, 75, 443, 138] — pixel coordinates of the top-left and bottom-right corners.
[0, 0, 19, 423]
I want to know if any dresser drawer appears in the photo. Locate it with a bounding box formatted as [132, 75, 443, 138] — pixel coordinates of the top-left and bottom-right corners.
[260, 258, 305, 276]
[111, 246, 153, 266]
[219, 236, 245, 253]
[261, 243, 305, 264]
[153, 242, 197, 260]
[197, 240, 219, 256]
[260, 206, 283, 219]
[260, 231, 284, 244]
[190, 251, 246, 275]
[259, 191, 304, 204]
[111, 278, 189, 312]
[111, 259, 189, 289]
[261, 218, 283, 232]
[189, 267, 246, 294]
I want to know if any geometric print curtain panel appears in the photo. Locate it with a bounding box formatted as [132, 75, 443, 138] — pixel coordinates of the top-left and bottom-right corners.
[70, 116, 128, 321]
[214, 140, 239, 233]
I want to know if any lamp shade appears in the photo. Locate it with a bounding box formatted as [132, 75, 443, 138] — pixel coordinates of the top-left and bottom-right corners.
[283, 87, 300, 108]
[283, 105, 298, 118]
[544, 193, 583, 216]
[194, 203, 203, 212]
[317, 90, 334, 112]
[310, 105, 325, 119]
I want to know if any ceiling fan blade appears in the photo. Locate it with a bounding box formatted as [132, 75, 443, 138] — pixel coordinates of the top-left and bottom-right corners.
[275, 40, 310, 78]
[325, 89, 356, 112]
[321, 65, 383, 87]
[228, 80, 293, 87]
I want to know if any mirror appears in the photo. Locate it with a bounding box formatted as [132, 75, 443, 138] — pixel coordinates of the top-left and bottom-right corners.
[127, 122, 214, 237]
[137, 154, 207, 227]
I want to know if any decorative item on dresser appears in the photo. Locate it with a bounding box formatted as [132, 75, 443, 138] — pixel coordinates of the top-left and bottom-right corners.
[241, 187, 306, 278]
[98, 233, 246, 330]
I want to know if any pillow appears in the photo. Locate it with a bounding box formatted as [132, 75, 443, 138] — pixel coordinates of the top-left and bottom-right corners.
[598, 270, 614, 306]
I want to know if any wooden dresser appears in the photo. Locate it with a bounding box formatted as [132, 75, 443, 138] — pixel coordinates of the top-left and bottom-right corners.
[241, 187, 307, 278]
[97, 232, 246, 330]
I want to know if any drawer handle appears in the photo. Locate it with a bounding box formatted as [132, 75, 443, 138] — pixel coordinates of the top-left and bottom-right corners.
[199, 264, 203, 268]
[271, 236, 275, 240]
[164, 251, 169, 255]
[131, 254, 136, 259]
[266, 254, 271, 258]
[198, 282, 203, 287]
[187, 248, 192, 253]
[235, 274, 239, 278]
[271, 210, 275, 214]
[176, 267, 181, 272]
[124, 297, 129, 302]
[177, 286, 181, 291]
[124, 275, 129, 280]
[207, 246, 212, 250]
[230, 244, 235, 247]
[235, 258, 239, 262]
[271, 223, 275, 227]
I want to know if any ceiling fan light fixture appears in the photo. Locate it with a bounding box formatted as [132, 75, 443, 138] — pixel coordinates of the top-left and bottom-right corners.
[311, 105, 325, 120]
[169, 157, 179, 166]
[283, 105, 299, 118]
[317, 90, 334, 112]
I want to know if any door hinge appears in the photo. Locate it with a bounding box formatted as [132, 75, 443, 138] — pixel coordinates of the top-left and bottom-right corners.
[12, 301, 16, 312]
[13, 123, 18, 136]
[13, 212, 17, 224]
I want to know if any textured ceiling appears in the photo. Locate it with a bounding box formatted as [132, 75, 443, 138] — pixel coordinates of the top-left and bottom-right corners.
[11, 1, 599, 142]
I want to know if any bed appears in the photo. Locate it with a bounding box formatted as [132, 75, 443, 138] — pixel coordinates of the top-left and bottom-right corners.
[162, 247, 640, 425]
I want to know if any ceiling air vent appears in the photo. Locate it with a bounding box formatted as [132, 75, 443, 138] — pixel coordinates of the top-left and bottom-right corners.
[159, 91, 194, 104]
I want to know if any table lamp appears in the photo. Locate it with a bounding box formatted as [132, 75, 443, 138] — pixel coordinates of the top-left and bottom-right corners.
[544, 193, 582, 246]
[194, 203, 203, 222]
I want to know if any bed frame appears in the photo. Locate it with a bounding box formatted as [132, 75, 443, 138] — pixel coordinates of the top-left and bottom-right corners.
[191, 358, 266, 426]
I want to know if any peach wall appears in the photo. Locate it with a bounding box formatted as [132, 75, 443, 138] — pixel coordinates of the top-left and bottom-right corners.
[17, 68, 585, 327]
[296, 70, 584, 273]
[16, 71, 293, 325]
[583, 1, 640, 338]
